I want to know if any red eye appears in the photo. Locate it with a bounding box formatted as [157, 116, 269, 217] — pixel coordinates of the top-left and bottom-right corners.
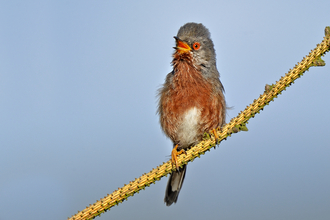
[193, 42, 200, 50]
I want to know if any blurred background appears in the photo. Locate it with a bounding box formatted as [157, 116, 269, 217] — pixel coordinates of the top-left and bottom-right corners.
[0, 1, 329, 219]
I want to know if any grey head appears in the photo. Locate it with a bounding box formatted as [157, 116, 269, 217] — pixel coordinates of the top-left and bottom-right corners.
[175, 22, 217, 73]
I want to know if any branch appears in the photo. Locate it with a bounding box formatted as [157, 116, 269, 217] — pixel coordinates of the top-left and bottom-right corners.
[68, 26, 330, 220]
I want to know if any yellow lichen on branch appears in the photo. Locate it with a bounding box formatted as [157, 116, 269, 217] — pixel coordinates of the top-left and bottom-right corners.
[68, 26, 330, 220]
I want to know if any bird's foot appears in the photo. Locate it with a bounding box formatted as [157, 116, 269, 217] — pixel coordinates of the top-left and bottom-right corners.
[171, 145, 186, 171]
[210, 128, 220, 145]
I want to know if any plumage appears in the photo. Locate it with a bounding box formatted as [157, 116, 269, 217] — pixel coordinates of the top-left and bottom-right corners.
[158, 22, 226, 206]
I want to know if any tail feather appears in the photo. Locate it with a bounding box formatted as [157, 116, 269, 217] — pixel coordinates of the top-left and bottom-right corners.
[164, 165, 187, 206]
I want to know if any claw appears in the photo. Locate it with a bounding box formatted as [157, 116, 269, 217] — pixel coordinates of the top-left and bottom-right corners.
[171, 145, 186, 171]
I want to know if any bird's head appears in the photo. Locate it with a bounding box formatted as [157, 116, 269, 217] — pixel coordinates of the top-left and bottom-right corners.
[173, 23, 216, 70]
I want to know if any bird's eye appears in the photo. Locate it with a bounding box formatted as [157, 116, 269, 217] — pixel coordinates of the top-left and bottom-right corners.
[192, 42, 201, 50]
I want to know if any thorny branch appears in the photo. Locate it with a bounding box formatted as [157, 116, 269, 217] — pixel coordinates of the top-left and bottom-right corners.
[68, 27, 330, 220]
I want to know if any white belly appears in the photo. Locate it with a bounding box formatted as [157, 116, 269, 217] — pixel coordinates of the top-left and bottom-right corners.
[177, 107, 201, 147]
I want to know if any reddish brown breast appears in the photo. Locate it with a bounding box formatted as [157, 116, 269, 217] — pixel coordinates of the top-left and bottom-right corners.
[159, 53, 225, 148]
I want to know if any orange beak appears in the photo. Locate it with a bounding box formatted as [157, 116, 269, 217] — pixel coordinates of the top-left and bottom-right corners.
[174, 36, 191, 53]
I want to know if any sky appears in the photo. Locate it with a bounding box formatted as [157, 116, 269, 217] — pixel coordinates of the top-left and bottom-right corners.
[0, 1, 330, 220]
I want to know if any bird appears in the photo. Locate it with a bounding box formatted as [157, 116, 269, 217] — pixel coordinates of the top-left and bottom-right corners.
[157, 22, 226, 206]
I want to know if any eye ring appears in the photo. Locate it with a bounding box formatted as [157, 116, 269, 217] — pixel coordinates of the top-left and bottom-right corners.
[192, 42, 201, 50]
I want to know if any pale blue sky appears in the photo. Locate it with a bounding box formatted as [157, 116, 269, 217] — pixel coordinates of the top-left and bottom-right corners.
[1, 1, 330, 220]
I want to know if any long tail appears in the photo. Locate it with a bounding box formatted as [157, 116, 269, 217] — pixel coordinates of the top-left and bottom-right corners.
[164, 165, 187, 206]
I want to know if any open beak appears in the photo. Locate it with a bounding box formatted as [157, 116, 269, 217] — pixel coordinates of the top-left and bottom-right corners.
[173, 36, 191, 53]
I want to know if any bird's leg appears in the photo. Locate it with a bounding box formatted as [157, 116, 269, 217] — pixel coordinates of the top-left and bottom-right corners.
[210, 128, 220, 145]
[171, 145, 186, 171]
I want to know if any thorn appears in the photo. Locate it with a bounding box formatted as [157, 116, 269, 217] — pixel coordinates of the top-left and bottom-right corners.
[240, 124, 249, 131]
[311, 56, 326, 66]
